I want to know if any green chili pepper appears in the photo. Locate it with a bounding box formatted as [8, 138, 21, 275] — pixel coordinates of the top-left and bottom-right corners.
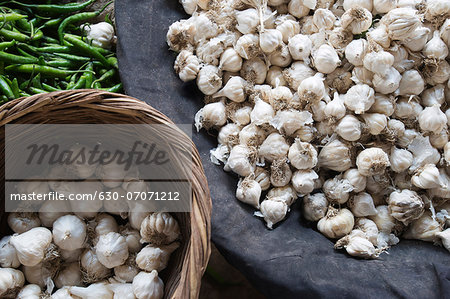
[30, 29, 43, 41]
[0, 95, 8, 103]
[14, 18, 32, 31]
[46, 59, 76, 68]
[64, 34, 114, 68]
[18, 42, 72, 54]
[42, 36, 59, 44]
[0, 74, 15, 99]
[0, 40, 15, 50]
[70, 74, 86, 90]
[38, 17, 62, 29]
[62, 38, 112, 56]
[103, 83, 122, 93]
[9, 0, 97, 16]
[30, 73, 42, 89]
[65, 73, 78, 89]
[92, 68, 115, 86]
[54, 52, 90, 62]
[18, 91, 30, 97]
[92, 81, 101, 89]
[84, 62, 94, 88]
[41, 82, 60, 92]
[10, 77, 19, 98]
[0, 51, 39, 64]
[0, 12, 26, 23]
[28, 86, 47, 94]
[6, 64, 89, 79]
[16, 47, 37, 59]
[58, 1, 113, 44]
[0, 27, 29, 41]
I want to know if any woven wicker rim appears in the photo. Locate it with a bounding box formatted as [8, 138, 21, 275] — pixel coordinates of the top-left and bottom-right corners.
[0, 89, 212, 299]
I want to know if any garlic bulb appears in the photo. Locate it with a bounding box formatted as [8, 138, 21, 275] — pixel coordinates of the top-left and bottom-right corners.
[324, 92, 346, 119]
[0, 236, 20, 268]
[81, 249, 111, 283]
[240, 57, 267, 84]
[313, 44, 340, 74]
[421, 84, 445, 107]
[402, 26, 431, 52]
[174, 50, 200, 82]
[128, 204, 151, 231]
[369, 205, 399, 233]
[389, 147, 413, 173]
[372, 67, 402, 95]
[363, 51, 394, 76]
[70, 282, 114, 299]
[436, 229, 450, 252]
[17, 284, 41, 299]
[313, 8, 335, 30]
[0, 268, 25, 298]
[373, 0, 396, 13]
[388, 189, 424, 225]
[255, 199, 289, 229]
[120, 225, 142, 253]
[10, 227, 52, 267]
[52, 286, 79, 299]
[239, 123, 266, 146]
[403, 212, 442, 242]
[196, 65, 222, 95]
[7, 212, 40, 234]
[132, 271, 164, 299]
[251, 98, 275, 125]
[267, 185, 297, 206]
[411, 164, 442, 189]
[362, 113, 387, 135]
[135, 243, 179, 272]
[108, 283, 135, 299]
[276, 17, 300, 43]
[292, 169, 318, 194]
[270, 45, 293, 67]
[348, 192, 378, 217]
[381, 8, 420, 41]
[343, 168, 367, 193]
[254, 167, 271, 191]
[351, 66, 373, 85]
[302, 193, 328, 222]
[288, 139, 318, 169]
[259, 29, 283, 53]
[345, 39, 369, 66]
[356, 147, 390, 176]
[397, 69, 425, 96]
[219, 48, 243, 72]
[140, 213, 180, 245]
[318, 139, 352, 171]
[355, 218, 379, 245]
[259, 133, 290, 163]
[166, 20, 195, 52]
[408, 135, 441, 172]
[317, 207, 355, 239]
[424, 60, 450, 85]
[60, 248, 83, 263]
[114, 256, 139, 283]
[298, 73, 326, 103]
[270, 158, 292, 187]
[344, 84, 375, 114]
[266, 66, 287, 87]
[341, 7, 372, 34]
[194, 101, 226, 131]
[288, 34, 312, 61]
[335, 230, 380, 259]
[53, 215, 86, 251]
[283, 61, 315, 90]
[271, 109, 313, 136]
[235, 8, 259, 34]
[235, 34, 260, 60]
[288, 0, 310, 18]
[225, 145, 256, 176]
[335, 115, 362, 141]
[96, 232, 129, 268]
[54, 262, 82, 288]
[367, 24, 391, 49]
[38, 200, 70, 227]
[418, 105, 447, 134]
[269, 85, 294, 110]
[323, 176, 354, 204]
[423, 31, 448, 60]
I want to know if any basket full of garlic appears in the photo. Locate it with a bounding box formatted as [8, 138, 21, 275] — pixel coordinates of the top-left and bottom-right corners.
[0, 90, 212, 298]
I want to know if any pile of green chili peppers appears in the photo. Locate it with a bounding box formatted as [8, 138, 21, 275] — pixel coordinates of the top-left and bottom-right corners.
[0, 0, 122, 104]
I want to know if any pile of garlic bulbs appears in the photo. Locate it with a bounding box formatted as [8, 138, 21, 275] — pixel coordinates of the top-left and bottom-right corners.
[167, 0, 450, 258]
[0, 156, 180, 298]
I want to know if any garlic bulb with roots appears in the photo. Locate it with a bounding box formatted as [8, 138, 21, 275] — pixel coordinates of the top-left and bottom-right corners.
[132, 270, 164, 299]
[341, 7, 372, 34]
[335, 229, 381, 259]
[356, 147, 390, 176]
[323, 176, 354, 204]
[288, 139, 318, 169]
[317, 207, 355, 239]
[343, 168, 367, 193]
[403, 212, 442, 242]
[388, 189, 424, 225]
[140, 212, 180, 245]
[259, 133, 290, 163]
[344, 84, 375, 114]
[0, 268, 25, 298]
[194, 101, 227, 131]
[236, 176, 262, 208]
[135, 243, 179, 272]
[302, 193, 328, 221]
[318, 138, 352, 172]
[225, 145, 256, 176]
[80, 249, 111, 283]
[298, 73, 326, 103]
[174, 50, 200, 82]
[270, 158, 292, 187]
[240, 57, 267, 84]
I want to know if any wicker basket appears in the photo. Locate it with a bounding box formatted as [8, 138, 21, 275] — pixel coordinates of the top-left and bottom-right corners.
[0, 89, 211, 299]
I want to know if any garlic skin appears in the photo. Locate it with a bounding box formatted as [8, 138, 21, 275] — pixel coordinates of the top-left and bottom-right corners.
[196, 65, 222, 95]
[132, 270, 164, 299]
[174, 50, 200, 82]
[52, 286, 79, 299]
[17, 284, 41, 299]
[225, 145, 256, 176]
[423, 31, 449, 61]
[317, 207, 355, 239]
[381, 8, 421, 41]
[255, 199, 289, 229]
[83, 22, 115, 49]
[140, 213, 180, 245]
[240, 58, 267, 84]
[288, 140, 318, 169]
[356, 148, 390, 176]
[0, 268, 25, 298]
[81, 249, 111, 283]
[389, 147, 413, 173]
[362, 113, 387, 135]
[260, 133, 290, 163]
[349, 192, 378, 217]
[345, 39, 369, 66]
[341, 7, 372, 34]
[96, 232, 129, 269]
[194, 101, 226, 131]
[302, 193, 328, 222]
[292, 169, 318, 195]
[53, 215, 86, 251]
[7, 212, 40, 234]
[69, 282, 114, 299]
[318, 139, 352, 172]
[418, 105, 447, 134]
[403, 212, 442, 242]
[0, 236, 20, 268]
[388, 189, 424, 225]
[343, 169, 367, 193]
[136, 243, 179, 272]
[397, 69, 425, 96]
[10, 227, 52, 267]
[313, 44, 340, 74]
[411, 164, 442, 189]
[344, 84, 375, 114]
[219, 48, 243, 72]
[54, 262, 82, 289]
[335, 115, 362, 141]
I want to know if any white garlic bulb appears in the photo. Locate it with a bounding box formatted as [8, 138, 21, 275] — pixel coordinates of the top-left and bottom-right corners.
[292, 169, 318, 194]
[362, 113, 387, 135]
[343, 0, 372, 11]
[421, 84, 445, 107]
[402, 26, 431, 52]
[166, 20, 195, 52]
[235, 8, 259, 34]
[174, 50, 200, 82]
[440, 19, 450, 47]
[345, 39, 369, 66]
[254, 167, 271, 192]
[132, 270, 164, 299]
[388, 189, 424, 225]
[239, 123, 266, 146]
[369, 205, 399, 233]
[270, 43, 293, 67]
[120, 225, 142, 253]
[69, 282, 114, 299]
[81, 249, 111, 283]
[96, 232, 129, 268]
[10, 227, 52, 267]
[52, 286, 79, 299]
[17, 284, 41, 299]
[240, 57, 267, 84]
[318, 139, 352, 171]
[336, 230, 380, 259]
[266, 66, 287, 87]
[236, 177, 262, 208]
[140, 212, 180, 245]
[349, 192, 378, 217]
[259, 133, 290, 163]
[355, 218, 379, 246]
[282, 61, 315, 90]
[288, 0, 310, 18]
[108, 283, 135, 299]
[302, 193, 328, 222]
[260, 29, 283, 53]
[423, 31, 449, 60]
[317, 207, 355, 239]
[389, 147, 413, 173]
[411, 164, 442, 189]
[52, 215, 86, 251]
[356, 147, 390, 176]
[196, 65, 222, 95]
[0, 268, 25, 298]
[397, 69, 425, 96]
[0, 236, 20, 268]
[403, 212, 442, 242]
[136, 243, 179, 272]
[114, 257, 139, 283]
[335, 115, 362, 141]
[219, 48, 243, 72]
[288, 34, 312, 61]
[270, 158, 292, 187]
[408, 135, 441, 172]
[267, 185, 298, 206]
[341, 7, 372, 34]
[225, 145, 256, 176]
[424, 60, 450, 85]
[313, 8, 335, 30]
[276, 17, 300, 43]
[194, 101, 226, 131]
[323, 176, 354, 204]
[324, 92, 346, 119]
[298, 73, 326, 103]
[288, 139, 318, 169]
[351, 66, 373, 85]
[381, 8, 420, 41]
[343, 168, 367, 193]
[373, 0, 396, 13]
[235, 34, 260, 60]
[313, 44, 340, 74]
[255, 199, 289, 229]
[60, 248, 83, 263]
[180, 0, 197, 15]
[344, 84, 375, 114]
[233, 105, 252, 126]
[363, 51, 395, 76]
[418, 105, 447, 134]
[372, 67, 402, 95]
[7, 212, 40, 234]
[367, 24, 391, 49]
[54, 262, 82, 288]
[39, 200, 70, 227]
[271, 109, 313, 136]
[269, 85, 294, 110]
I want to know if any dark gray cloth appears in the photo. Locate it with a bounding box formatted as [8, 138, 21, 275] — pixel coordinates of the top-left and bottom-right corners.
[115, 1, 450, 297]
